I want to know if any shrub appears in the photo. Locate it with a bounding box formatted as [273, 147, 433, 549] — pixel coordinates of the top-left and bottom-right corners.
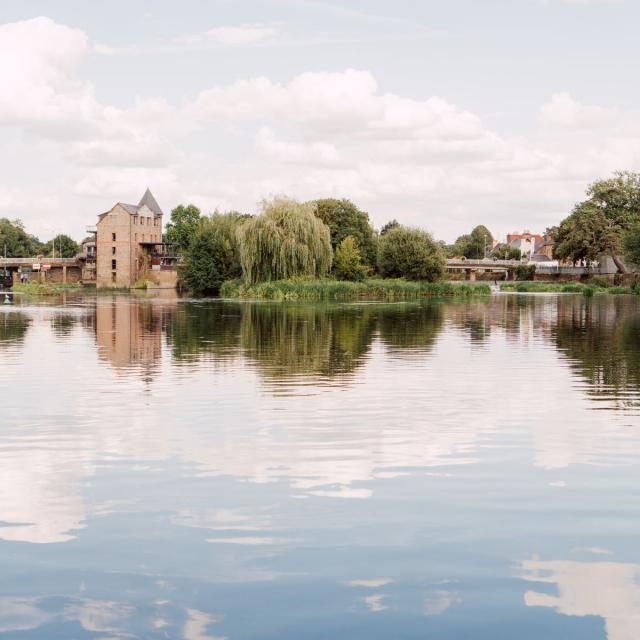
[516, 265, 536, 281]
[588, 275, 611, 288]
[377, 226, 445, 282]
[180, 213, 243, 294]
[237, 197, 332, 285]
[333, 236, 367, 281]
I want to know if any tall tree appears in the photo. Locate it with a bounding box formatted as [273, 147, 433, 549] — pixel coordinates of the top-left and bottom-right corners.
[378, 226, 445, 282]
[43, 234, 80, 258]
[180, 213, 244, 294]
[451, 225, 494, 259]
[310, 199, 377, 269]
[164, 204, 202, 253]
[554, 171, 640, 272]
[623, 221, 640, 269]
[237, 197, 332, 284]
[0, 218, 42, 257]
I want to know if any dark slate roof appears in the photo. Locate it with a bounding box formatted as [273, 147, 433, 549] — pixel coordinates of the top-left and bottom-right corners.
[119, 203, 140, 215]
[138, 188, 163, 217]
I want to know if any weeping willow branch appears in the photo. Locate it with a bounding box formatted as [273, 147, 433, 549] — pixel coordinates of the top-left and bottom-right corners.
[237, 197, 333, 284]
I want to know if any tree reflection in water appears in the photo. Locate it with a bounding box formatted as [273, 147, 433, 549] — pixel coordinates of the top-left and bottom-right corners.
[0, 311, 31, 347]
[554, 296, 640, 409]
[166, 301, 445, 382]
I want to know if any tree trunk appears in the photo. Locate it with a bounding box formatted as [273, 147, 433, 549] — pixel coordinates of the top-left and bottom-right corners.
[611, 252, 628, 274]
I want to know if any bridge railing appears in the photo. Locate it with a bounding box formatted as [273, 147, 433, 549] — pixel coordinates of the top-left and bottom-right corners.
[0, 257, 79, 265]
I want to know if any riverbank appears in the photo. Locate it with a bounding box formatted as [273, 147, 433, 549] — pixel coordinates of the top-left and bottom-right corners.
[11, 282, 83, 295]
[500, 281, 639, 295]
[220, 278, 491, 300]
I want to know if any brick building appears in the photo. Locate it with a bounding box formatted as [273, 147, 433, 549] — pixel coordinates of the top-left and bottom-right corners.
[95, 189, 176, 288]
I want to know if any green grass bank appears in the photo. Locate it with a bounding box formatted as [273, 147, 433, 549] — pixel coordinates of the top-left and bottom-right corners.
[220, 278, 491, 301]
[11, 282, 83, 296]
[500, 281, 639, 295]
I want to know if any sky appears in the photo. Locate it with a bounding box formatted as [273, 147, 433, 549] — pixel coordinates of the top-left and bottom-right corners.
[0, 0, 638, 243]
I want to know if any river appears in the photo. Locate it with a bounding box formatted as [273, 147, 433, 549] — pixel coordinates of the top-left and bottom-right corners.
[1, 292, 639, 639]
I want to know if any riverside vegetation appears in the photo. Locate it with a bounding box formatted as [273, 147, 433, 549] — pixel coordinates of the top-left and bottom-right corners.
[177, 196, 483, 300]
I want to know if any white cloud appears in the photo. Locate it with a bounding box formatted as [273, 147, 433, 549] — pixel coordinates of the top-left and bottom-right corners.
[256, 126, 341, 166]
[0, 17, 100, 134]
[3, 16, 640, 242]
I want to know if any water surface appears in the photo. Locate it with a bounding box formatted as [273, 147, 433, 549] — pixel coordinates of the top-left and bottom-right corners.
[1, 293, 640, 639]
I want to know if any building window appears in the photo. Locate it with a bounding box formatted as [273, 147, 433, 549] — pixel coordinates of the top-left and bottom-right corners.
[112, 233, 116, 241]
[112, 259, 117, 270]
[134, 233, 137, 241]
[133, 215, 138, 225]
[112, 272, 116, 283]
[112, 246, 116, 255]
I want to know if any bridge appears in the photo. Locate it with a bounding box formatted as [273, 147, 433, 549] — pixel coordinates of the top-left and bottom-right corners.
[0, 257, 84, 286]
[446, 258, 522, 280]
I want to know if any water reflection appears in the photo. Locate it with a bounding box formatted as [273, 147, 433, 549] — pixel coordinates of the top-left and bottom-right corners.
[1, 293, 640, 638]
[95, 296, 177, 370]
[554, 296, 640, 410]
[522, 557, 640, 640]
[0, 311, 30, 347]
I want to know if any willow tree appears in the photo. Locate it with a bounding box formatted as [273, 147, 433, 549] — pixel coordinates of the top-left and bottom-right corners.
[237, 197, 332, 284]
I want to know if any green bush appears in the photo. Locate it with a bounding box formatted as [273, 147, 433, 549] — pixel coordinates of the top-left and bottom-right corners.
[377, 226, 445, 282]
[516, 265, 536, 281]
[588, 275, 611, 288]
[333, 236, 367, 281]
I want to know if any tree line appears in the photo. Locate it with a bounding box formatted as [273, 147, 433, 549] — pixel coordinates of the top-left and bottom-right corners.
[169, 197, 454, 294]
[0, 218, 80, 258]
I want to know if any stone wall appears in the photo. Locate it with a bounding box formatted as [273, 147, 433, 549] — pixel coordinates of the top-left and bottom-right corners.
[146, 269, 178, 289]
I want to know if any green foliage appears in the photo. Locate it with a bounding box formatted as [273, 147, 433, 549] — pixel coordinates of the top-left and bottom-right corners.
[451, 225, 494, 259]
[164, 204, 202, 253]
[380, 219, 400, 236]
[237, 197, 332, 285]
[377, 226, 445, 282]
[12, 282, 82, 295]
[554, 171, 640, 272]
[588, 275, 611, 288]
[220, 278, 490, 301]
[0, 218, 42, 257]
[180, 213, 243, 294]
[42, 234, 80, 258]
[623, 221, 640, 268]
[492, 245, 522, 260]
[333, 236, 367, 281]
[311, 199, 378, 269]
[500, 281, 633, 294]
[516, 265, 536, 281]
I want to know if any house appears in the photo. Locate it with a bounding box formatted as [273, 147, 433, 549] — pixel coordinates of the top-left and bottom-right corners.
[506, 231, 543, 260]
[94, 189, 177, 288]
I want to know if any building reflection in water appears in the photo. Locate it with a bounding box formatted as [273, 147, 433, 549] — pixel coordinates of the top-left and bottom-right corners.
[95, 293, 178, 371]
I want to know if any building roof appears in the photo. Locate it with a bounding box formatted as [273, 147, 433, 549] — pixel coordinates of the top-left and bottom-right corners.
[98, 189, 164, 221]
[138, 188, 163, 217]
[119, 203, 140, 215]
